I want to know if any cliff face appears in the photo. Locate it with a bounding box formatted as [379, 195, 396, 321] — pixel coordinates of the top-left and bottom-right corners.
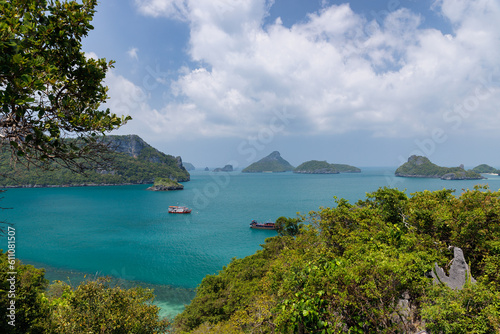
[395, 155, 484, 180]
[242, 151, 294, 173]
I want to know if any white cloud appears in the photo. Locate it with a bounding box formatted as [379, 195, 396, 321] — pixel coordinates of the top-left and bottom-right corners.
[127, 47, 139, 60]
[130, 0, 500, 141]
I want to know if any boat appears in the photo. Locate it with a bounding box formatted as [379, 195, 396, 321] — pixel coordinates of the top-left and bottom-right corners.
[249, 220, 275, 230]
[168, 206, 192, 214]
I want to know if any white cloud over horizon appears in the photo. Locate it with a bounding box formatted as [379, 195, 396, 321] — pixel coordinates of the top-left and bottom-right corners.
[110, 0, 500, 146]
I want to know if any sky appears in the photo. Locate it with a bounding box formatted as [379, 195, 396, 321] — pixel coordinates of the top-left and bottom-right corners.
[82, 0, 500, 169]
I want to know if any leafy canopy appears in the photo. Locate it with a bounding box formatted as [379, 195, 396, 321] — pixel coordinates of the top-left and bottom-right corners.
[0, 0, 131, 172]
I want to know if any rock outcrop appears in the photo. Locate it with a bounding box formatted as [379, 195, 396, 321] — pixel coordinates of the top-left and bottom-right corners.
[213, 165, 233, 172]
[395, 155, 484, 180]
[431, 247, 476, 289]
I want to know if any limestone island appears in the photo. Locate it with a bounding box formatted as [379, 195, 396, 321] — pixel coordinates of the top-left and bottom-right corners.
[183, 162, 195, 171]
[294, 160, 361, 174]
[472, 164, 500, 175]
[0, 134, 190, 188]
[395, 155, 484, 180]
[242, 151, 294, 173]
[213, 165, 233, 172]
[147, 177, 184, 191]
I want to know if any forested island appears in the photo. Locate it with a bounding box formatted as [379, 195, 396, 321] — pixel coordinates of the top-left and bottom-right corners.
[395, 155, 484, 180]
[294, 160, 361, 174]
[170, 186, 500, 333]
[472, 164, 500, 174]
[0, 135, 190, 187]
[242, 151, 294, 173]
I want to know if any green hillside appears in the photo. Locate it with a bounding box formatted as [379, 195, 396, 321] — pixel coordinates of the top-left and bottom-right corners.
[395, 155, 483, 180]
[294, 160, 339, 173]
[242, 151, 294, 173]
[472, 164, 500, 174]
[173, 186, 500, 333]
[0, 135, 190, 187]
[294, 160, 361, 174]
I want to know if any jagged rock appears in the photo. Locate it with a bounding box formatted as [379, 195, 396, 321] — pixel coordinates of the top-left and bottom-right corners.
[204, 167, 209, 171]
[213, 165, 233, 172]
[146, 184, 184, 191]
[431, 247, 476, 289]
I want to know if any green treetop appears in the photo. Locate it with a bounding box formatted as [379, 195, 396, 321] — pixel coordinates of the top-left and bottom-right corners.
[0, 0, 131, 172]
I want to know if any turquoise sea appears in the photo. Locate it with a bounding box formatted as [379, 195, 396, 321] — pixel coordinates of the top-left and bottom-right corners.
[1, 168, 499, 318]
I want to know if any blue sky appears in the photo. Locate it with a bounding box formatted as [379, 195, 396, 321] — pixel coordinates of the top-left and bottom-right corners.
[83, 0, 500, 169]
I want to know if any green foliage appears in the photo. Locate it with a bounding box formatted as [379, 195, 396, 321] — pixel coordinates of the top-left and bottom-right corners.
[396, 155, 483, 179]
[0, 251, 169, 333]
[275, 216, 303, 237]
[45, 277, 170, 333]
[0, 135, 190, 186]
[0, 0, 131, 171]
[472, 164, 500, 174]
[0, 250, 48, 334]
[421, 282, 500, 333]
[174, 186, 500, 333]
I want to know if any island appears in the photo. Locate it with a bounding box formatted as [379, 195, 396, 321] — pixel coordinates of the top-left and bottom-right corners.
[0, 134, 190, 187]
[146, 177, 184, 191]
[395, 155, 484, 180]
[294, 160, 361, 174]
[213, 165, 233, 172]
[242, 151, 294, 173]
[472, 164, 500, 175]
[183, 162, 196, 171]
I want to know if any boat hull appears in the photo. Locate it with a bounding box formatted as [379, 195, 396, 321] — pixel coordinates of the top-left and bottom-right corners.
[249, 221, 276, 230]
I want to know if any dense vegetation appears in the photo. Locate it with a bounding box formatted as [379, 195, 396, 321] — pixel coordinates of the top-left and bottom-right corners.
[396, 155, 483, 180]
[294, 160, 361, 174]
[0, 0, 130, 172]
[173, 186, 500, 333]
[472, 164, 500, 175]
[0, 251, 169, 333]
[242, 151, 294, 173]
[0, 135, 190, 187]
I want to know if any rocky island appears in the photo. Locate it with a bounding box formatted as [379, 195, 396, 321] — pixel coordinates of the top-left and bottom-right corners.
[146, 177, 184, 191]
[395, 155, 484, 180]
[472, 164, 500, 175]
[242, 151, 294, 173]
[0, 134, 190, 187]
[213, 165, 233, 172]
[294, 160, 361, 174]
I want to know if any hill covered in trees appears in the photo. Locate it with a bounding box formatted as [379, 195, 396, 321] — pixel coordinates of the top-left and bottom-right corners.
[172, 186, 500, 333]
[395, 155, 484, 180]
[0, 135, 190, 187]
[472, 164, 500, 174]
[294, 160, 361, 174]
[242, 151, 294, 173]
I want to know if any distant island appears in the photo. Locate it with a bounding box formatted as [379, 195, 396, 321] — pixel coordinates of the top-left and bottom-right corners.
[213, 165, 233, 172]
[294, 160, 361, 174]
[146, 177, 184, 191]
[0, 134, 190, 187]
[472, 164, 500, 175]
[242, 151, 294, 173]
[183, 162, 195, 171]
[395, 155, 484, 180]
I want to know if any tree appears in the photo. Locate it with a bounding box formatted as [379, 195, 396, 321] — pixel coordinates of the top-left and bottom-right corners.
[0, 0, 131, 172]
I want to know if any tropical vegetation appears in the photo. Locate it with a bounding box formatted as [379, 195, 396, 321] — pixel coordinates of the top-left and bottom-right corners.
[0, 135, 190, 187]
[396, 155, 483, 180]
[173, 186, 500, 333]
[0, 0, 130, 172]
[0, 251, 170, 333]
[472, 164, 500, 175]
[294, 160, 360, 174]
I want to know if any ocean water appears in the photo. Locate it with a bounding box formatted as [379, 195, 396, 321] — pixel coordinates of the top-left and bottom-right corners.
[1, 168, 499, 318]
